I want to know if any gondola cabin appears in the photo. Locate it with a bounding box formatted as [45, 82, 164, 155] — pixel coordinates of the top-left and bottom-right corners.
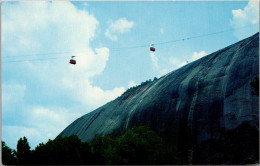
[150, 44, 155, 52]
[69, 56, 76, 65]
[70, 59, 76, 65]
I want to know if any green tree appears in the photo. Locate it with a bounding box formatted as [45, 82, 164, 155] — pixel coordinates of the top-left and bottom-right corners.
[2, 141, 17, 165]
[15, 136, 31, 164]
[10, 127, 187, 165]
[115, 126, 164, 164]
[91, 135, 117, 165]
[90, 126, 187, 165]
[32, 135, 92, 165]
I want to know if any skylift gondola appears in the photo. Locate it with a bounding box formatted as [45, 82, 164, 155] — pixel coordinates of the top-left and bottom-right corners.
[150, 44, 155, 52]
[69, 56, 76, 65]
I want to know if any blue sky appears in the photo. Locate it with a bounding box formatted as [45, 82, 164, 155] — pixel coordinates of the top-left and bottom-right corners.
[1, 1, 259, 149]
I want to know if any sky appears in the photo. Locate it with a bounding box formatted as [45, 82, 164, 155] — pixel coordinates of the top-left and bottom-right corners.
[1, 0, 259, 150]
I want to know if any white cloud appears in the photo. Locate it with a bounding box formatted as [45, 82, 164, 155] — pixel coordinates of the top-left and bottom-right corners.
[160, 28, 164, 34]
[158, 68, 175, 76]
[178, 61, 188, 68]
[168, 58, 187, 69]
[191, 51, 208, 62]
[2, 84, 26, 113]
[169, 57, 181, 66]
[174, 51, 207, 68]
[150, 52, 159, 69]
[3, 106, 82, 150]
[2, 126, 42, 150]
[83, 2, 88, 7]
[2, 1, 127, 149]
[78, 80, 126, 107]
[169, 51, 207, 68]
[128, 80, 137, 88]
[29, 107, 76, 127]
[2, 1, 124, 107]
[2, 2, 98, 56]
[230, 0, 259, 39]
[105, 31, 118, 41]
[29, 106, 81, 136]
[61, 76, 125, 108]
[158, 51, 208, 76]
[105, 18, 134, 41]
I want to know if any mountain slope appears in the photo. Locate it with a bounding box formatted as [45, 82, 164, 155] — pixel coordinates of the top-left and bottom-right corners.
[59, 33, 259, 164]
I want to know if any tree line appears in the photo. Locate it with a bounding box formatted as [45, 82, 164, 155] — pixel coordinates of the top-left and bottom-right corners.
[2, 126, 188, 165]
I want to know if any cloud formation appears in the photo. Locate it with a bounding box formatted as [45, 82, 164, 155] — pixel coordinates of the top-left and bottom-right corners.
[158, 51, 208, 76]
[160, 28, 164, 34]
[2, 1, 126, 149]
[128, 80, 137, 88]
[2, 84, 26, 113]
[230, 0, 259, 39]
[105, 18, 134, 41]
[2, 126, 42, 150]
[191, 51, 208, 62]
[150, 52, 159, 69]
[2, 105, 81, 149]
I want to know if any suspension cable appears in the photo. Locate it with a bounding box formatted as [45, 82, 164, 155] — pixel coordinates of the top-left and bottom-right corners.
[2, 25, 255, 63]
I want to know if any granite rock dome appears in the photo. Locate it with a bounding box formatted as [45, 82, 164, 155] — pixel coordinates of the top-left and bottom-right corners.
[60, 33, 259, 164]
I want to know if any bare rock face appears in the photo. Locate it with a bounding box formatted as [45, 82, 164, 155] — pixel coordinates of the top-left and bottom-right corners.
[59, 33, 259, 164]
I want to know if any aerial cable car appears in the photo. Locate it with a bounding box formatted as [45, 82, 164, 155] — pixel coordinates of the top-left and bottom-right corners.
[150, 44, 155, 52]
[69, 56, 76, 65]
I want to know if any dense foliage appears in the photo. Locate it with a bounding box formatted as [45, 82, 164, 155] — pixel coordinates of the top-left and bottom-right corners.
[2, 141, 17, 165]
[2, 126, 187, 165]
[15, 137, 31, 164]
